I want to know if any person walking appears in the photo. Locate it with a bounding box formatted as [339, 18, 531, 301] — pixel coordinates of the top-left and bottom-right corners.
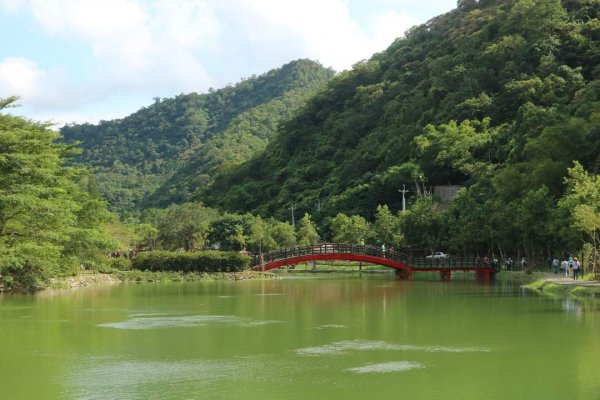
[552, 257, 559, 274]
[561, 259, 568, 277]
[573, 257, 580, 280]
[568, 256, 574, 278]
[506, 257, 513, 271]
[521, 257, 527, 271]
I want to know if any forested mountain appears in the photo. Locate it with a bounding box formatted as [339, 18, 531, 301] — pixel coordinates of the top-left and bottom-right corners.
[205, 0, 600, 224]
[60, 59, 335, 217]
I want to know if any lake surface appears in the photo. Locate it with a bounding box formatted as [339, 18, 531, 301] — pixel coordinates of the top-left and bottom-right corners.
[1, 273, 599, 400]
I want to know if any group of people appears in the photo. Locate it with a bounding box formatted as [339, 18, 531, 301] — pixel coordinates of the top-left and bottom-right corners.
[549, 256, 582, 280]
[503, 257, 528, 271]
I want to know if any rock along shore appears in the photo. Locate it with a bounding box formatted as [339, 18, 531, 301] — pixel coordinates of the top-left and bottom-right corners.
[46, 270, 279, 291]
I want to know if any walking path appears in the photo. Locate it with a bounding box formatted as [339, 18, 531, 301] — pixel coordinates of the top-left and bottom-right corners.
[542, 273, 600, 287]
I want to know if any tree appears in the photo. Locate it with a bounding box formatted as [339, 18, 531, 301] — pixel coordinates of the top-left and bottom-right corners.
[400, 199, 446, 254]
[154, 202, 218, 251]
[269, 219, 297, 248]
[134, 223, 159, 250]
[415, 118, 496, 181]
[558, 162, 600, 274]
[249, 216, 276, 254]
[371, 205, 403, 248]
[296, 213, 320, 245]
[329, 213, 370, 244]
[207, 213, 254, 251]
[516, 186, 554, 263]
[0, 98, 116, 290]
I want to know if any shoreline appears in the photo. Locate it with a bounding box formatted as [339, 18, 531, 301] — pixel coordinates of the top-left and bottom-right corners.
[523, 273, 600, 298]
[43, 270, 280, 292]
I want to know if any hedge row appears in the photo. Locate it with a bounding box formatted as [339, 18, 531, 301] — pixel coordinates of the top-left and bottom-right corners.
[131, 251, 250, 272]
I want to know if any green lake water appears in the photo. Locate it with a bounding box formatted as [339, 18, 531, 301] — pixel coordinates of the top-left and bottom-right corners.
[1, 274, 599, 400]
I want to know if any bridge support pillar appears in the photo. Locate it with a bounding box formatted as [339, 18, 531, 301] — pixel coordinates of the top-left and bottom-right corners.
[396, 269, 413, 280]
[476, 270, 492, 281]
[440, 270, 451, 281]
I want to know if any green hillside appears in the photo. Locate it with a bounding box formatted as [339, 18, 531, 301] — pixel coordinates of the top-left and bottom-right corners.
[60, 59, 335, 218]
[205, 0, 600, 222]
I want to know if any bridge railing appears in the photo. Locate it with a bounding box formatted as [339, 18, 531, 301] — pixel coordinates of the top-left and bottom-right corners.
[251, 243, 499, 270]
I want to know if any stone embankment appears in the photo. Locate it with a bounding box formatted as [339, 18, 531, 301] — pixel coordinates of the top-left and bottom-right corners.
[49, 273, 122, 289]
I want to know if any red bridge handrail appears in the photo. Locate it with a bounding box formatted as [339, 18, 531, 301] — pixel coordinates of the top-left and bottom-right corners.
[251, 243, 499, 272]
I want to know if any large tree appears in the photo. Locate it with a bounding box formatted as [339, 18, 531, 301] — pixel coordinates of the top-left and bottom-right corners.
[0, 98, 116, 291]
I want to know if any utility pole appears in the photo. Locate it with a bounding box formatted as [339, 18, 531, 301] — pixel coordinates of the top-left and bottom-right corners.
[399, 184, 409, 212]
[315, 198, 321, 213]
[291, 203, 296, 227]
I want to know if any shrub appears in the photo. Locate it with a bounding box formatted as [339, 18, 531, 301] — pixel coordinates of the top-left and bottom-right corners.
[1, 261, 50, 292]
[109, 258, 132, 271]
[131, 251, 250, 272]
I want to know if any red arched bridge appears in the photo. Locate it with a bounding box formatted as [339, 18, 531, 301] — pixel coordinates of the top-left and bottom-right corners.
[251, 243, 498, 280]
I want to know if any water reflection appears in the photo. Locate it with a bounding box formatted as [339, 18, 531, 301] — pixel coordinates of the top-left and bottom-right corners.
[347, 361, 425, 374]
[98, 315, 284, 330]
[295, 340, 492, 356]
[562, 298, 583, 318]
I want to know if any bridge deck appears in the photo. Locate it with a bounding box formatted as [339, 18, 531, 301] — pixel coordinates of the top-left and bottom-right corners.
[251, 243, 498, 276]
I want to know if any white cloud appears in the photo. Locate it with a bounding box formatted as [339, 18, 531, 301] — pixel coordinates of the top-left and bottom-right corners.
[0, 57, 55, 105]
[18, 0, 217, 92]
[1, 0, 443, 124]
[221, 0, 416, 71]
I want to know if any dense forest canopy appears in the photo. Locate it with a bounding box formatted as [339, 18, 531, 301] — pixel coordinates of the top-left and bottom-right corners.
[204, 0, 600, 225]
[60, 59, 335, 218]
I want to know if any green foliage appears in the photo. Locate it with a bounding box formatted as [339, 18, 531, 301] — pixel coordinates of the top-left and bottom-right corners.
[0, 98, 117, 291]
[558, 162, 600, 271]
[371, 205, 403, 247]
[207, 212, 254, 251]
[131, 250, 250, 272]
[399, 199, 446, 253]
[248, 216, 276, 254]
[205, 1, 600, 225]
[109, 257, 132, 271]
[296, 213, 320, 245]
[270, 220, 297, 248]
[415, 118, 496, 179]
[329, 213, 370, 244]
[143, 202, 218, 251]
[60, 60, 334, 218]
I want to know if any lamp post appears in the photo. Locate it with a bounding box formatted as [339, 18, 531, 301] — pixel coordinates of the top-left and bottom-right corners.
[399, 184, 409, 212]
[291, 203, 296, 227]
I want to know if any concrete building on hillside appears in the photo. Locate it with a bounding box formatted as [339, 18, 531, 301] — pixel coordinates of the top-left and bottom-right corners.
[433, 185, 462, 203]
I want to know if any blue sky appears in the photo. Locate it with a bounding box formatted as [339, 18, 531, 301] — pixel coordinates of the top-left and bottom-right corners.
[0, 0, 457, 126]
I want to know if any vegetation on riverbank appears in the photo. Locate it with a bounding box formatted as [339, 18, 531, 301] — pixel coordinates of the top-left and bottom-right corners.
[46, 270, 278, 291]
[524, 277, 600, 298]
[0, 97, 117, 293]
[131, 250, 250, 272]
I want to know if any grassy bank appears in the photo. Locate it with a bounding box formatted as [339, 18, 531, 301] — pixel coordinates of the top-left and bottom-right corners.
[47, 270, 279, 290]
[116, 270, 278, 283]
[523, 279, 600, 298]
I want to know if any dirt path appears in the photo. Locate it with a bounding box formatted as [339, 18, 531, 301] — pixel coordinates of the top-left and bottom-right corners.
[541, 272, 600, 287]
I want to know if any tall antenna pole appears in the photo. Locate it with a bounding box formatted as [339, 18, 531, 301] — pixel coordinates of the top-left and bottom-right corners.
[399, 184, 409, 212]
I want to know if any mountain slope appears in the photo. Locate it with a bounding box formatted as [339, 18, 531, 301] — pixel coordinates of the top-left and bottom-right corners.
[60, 59, 335, 217]
[204, 0, 600, 221]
